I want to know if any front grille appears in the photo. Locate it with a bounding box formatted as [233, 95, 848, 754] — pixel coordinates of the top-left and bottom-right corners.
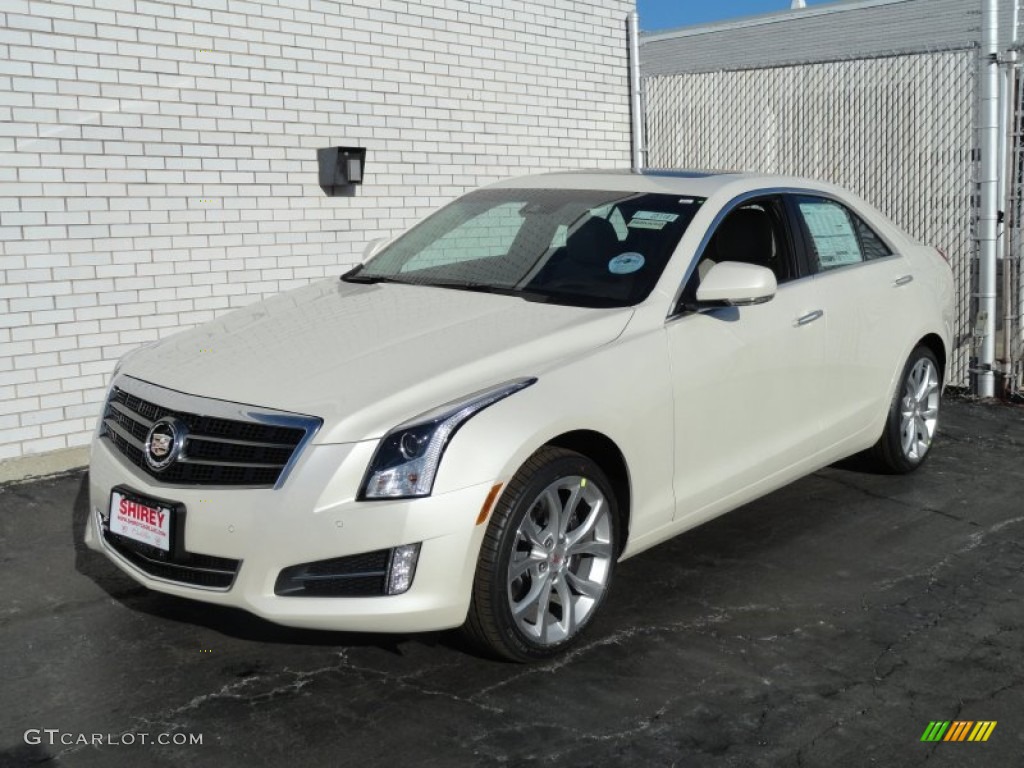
[275, 549, 392, 597]
[100, 383, 314, 488]
[102, 524, 240, 590]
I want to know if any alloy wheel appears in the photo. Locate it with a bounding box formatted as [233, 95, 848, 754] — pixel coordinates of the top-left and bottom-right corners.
[900, 357, 940, 461]
[506, 475, 614, 646]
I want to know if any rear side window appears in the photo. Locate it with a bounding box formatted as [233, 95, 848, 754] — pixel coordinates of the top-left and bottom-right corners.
[852, 215, 892, 261]
[793, 195, 891, 272]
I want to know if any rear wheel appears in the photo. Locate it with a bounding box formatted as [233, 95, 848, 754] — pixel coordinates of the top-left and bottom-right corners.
[462, 447, 618, 662]
[869, 345, 941, 473]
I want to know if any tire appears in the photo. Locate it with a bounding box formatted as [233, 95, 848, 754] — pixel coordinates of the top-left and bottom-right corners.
[868, 345, 942, 474]
[462, 447, 619, 662]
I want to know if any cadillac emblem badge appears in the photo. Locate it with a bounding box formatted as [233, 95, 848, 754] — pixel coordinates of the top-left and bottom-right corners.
[144, 417, 187, 471]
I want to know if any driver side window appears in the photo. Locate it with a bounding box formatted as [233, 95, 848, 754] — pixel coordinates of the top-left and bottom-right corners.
[681, 196, 794, 307]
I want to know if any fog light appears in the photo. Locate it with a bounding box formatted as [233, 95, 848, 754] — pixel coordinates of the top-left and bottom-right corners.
[387, 543, 421, 595]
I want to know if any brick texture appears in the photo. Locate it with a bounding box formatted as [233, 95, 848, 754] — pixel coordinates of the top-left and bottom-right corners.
[0, 0, 633, 461]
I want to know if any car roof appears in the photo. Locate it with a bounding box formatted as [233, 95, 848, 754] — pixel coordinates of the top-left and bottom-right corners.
[487, 168, 846, 198]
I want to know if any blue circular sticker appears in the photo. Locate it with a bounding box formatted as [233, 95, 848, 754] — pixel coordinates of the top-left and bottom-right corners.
[608, 252, 645, 275]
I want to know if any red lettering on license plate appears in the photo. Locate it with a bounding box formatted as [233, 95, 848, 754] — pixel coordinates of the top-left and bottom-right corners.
[110, 491, 172, 551]
[118, 497, 166, 528]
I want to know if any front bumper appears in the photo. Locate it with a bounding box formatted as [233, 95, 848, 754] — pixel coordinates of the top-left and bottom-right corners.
[85, 435, 494, 633]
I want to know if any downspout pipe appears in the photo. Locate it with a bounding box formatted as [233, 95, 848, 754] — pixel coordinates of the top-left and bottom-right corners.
[627, 10, 644, 173]
[978, 0, 999, 397]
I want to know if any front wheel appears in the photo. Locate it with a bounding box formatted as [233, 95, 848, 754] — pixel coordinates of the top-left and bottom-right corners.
[462, 447, 619, 662]
[869, 345, 942, 473]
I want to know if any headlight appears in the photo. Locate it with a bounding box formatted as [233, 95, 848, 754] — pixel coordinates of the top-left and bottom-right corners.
[360, 378, 536, 500]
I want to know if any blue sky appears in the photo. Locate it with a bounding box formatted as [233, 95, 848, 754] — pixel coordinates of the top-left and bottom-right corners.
[638, 0, 835, 32]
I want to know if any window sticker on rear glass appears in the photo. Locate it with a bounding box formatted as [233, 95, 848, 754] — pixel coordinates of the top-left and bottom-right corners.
[799, 201, 862, 268]
[608, 252, 645, 274]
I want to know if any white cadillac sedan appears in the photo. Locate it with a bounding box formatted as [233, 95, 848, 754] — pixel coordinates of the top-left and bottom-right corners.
[85, 170, 954, 661]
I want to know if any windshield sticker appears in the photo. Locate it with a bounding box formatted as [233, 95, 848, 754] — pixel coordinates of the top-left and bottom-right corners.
[631, 211, 680, 222]
[628, 218, 667, 230]
[608, 252, 645, 275]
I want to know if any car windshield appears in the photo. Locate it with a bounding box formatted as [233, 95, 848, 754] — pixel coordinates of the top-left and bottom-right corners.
[345, 188, 706, 307]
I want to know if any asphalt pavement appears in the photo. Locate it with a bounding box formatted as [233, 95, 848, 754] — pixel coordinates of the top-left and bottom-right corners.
[1, 398, 1022, 768]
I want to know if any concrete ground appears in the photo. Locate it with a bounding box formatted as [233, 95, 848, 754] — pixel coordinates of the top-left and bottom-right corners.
[1, 399, 1022, 768]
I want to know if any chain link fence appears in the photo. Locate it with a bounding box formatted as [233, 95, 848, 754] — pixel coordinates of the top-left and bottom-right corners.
[644, 50, 977, 386]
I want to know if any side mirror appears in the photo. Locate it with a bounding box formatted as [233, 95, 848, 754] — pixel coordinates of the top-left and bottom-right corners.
[695, 262, 777, 307]
[361, 237, 388, 263]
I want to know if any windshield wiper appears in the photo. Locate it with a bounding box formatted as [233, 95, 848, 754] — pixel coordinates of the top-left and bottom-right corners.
[339, 274, 621, 307]
[425, 281, 514, 294]
[412, 279, 628, 307]
[341, 266, 409, 285]
[415, 281, 551, 302]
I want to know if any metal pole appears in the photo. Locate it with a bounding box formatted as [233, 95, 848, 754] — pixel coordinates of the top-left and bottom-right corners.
[627, 10, 644, 172]
[978, 0, 1000, 397]
[1005, 0, 1021, 392]
[1002, 69, 1016, 388]
[1015, 0, 1024, 391]
[998, 66, 1009, 244]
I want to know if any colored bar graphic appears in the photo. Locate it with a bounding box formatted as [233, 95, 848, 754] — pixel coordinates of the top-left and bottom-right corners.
[921, 720, 996, 743]
[968, 722, 998, 742]
[921, 721, 950, 742]
[944, 721, 972, 741]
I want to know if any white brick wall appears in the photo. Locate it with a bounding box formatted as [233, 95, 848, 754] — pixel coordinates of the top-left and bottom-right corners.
[0, 0, 633, 464]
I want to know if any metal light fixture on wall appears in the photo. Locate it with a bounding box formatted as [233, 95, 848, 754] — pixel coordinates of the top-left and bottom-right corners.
[318, 147, 366, 195]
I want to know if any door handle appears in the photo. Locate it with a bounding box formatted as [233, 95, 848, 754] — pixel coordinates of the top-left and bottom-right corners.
[894, 274, 914, 287]
[795, 310, 824, 327]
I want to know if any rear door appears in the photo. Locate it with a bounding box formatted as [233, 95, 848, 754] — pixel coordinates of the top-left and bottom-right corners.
[786, 193, 913, 451]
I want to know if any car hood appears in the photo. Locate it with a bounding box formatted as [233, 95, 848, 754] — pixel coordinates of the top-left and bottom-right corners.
[121, 279, 633, 443]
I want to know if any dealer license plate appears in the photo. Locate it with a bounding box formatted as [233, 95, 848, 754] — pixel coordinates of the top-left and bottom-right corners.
[109, 490, 173, 552]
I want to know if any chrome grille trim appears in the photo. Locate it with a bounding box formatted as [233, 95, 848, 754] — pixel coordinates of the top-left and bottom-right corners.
[109, 399, 154, 427]
[184, 433, 297, 450]
[102, 416, 145, 450]
[175, 456, 286, 469]
[100, 374, 322, 490]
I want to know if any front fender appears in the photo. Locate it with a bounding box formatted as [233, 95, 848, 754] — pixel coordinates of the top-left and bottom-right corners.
[431, 328, 677, 552]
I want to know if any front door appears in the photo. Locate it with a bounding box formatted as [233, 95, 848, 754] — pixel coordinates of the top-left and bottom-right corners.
[665, 195, 826, 522]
